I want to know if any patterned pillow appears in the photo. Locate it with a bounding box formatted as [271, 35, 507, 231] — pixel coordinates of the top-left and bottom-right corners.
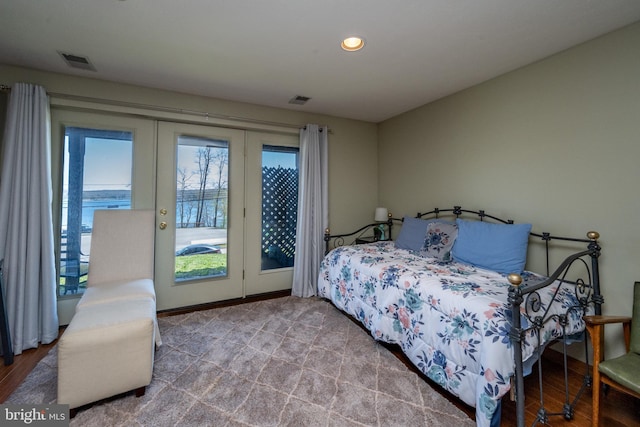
[420, 222, 458, 262]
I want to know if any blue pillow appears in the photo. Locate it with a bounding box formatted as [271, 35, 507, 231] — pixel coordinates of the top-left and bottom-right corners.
[394, 216, 431, 251]
[451, 219, 532, 274]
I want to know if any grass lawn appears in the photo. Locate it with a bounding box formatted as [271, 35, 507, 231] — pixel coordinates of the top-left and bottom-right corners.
[59, 253, 226, 294]
[175, 253, 227, 279]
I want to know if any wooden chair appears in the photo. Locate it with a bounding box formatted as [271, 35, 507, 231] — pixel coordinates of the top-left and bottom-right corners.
[585, 281, 640, 427]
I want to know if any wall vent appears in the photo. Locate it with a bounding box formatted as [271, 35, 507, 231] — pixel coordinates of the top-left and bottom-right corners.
[289, 95, 311, 105]
[58, 51, 97, 71]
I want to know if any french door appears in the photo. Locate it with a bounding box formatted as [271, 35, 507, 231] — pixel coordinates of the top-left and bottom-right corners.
[52, 110, 298, 321]
[156, 125, 299, 308]
[155, 122, 245, 310]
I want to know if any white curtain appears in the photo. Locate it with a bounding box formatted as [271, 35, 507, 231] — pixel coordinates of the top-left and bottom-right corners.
[292, 124, 328, 297]
[0, 83, 58, 355]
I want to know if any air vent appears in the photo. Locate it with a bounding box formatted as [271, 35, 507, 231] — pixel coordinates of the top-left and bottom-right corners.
[58, 51, 97, 72]
[289, 95, 311, 105]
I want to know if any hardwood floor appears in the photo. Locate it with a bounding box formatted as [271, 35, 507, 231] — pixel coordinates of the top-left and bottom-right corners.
[389, 345, 640, 427]
[0, 331, 60, 403]
[1, 316, 638, 426]
[495, 352, 639, 426]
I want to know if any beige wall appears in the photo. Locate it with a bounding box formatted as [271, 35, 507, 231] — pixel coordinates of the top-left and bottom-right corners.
[0, 65, 379, 235]
[3, 20, 638, 353]
[379, 22, 640, 357]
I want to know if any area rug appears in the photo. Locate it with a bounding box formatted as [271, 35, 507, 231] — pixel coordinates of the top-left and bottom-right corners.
[6, 296, 475, 426]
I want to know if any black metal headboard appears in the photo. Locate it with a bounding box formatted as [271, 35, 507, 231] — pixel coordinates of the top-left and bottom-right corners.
[323, 215, 395, 254]
[417, 205, 514, 224]
[414, 206, 600, 282]
[324, 205, 601, 311]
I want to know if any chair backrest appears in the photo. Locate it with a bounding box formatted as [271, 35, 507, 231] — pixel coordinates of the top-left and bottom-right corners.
[631, 281, 640, 354]
[87, 209, 155, 286]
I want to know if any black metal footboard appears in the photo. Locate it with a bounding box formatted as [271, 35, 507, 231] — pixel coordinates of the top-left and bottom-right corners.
[508, 232, 602, 427]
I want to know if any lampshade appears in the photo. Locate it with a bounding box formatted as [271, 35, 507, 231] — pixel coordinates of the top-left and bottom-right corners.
[374, 207, 388, 222]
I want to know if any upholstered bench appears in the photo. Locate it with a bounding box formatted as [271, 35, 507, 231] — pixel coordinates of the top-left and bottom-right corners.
[57, 297, 156, 415]
[77, 278, 156, 308]
[75, 278, 162, 347]
[57, 209, 159, 416]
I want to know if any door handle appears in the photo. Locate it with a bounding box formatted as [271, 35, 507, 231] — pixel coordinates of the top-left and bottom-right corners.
[159, 208, 167, 230]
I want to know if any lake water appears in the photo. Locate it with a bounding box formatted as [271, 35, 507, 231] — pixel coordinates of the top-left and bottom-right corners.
[82, 199, 131, 227]
[62, 198, 224, 230]
[62, 199, 131, 230]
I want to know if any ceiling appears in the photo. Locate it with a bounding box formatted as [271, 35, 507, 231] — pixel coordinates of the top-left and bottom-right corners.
[1, 1, 640, 123]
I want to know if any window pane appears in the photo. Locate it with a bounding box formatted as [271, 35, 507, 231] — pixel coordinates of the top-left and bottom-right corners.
[175, 136, 229, 281]
[59, 127, 132, 296]
[261, 145, 298, 271]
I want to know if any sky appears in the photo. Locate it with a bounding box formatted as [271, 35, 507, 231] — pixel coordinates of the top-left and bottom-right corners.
[64, 134, 298, 194]
[63, 136, 132, 193]
[262, 150, 297, 169]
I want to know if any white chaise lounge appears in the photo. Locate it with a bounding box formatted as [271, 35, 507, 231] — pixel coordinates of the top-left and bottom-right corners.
[57, 209, 159, 416]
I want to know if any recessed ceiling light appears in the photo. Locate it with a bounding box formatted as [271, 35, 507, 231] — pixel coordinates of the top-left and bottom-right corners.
[341, 36, 365, 52]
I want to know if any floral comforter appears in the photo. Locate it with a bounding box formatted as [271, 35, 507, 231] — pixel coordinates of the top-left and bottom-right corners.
[317, 241, 589, 427]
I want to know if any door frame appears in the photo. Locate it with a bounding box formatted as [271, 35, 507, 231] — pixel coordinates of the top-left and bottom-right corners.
[50, 104, 301, 322]
[50, 108, 156, 324]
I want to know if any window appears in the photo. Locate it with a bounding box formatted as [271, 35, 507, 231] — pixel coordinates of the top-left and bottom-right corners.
[58, 127, 133, 296]
[261, 145, 299, 270]
[174, 136, 229, 281]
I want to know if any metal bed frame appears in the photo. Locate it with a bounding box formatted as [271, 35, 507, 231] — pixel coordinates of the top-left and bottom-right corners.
[323, 206, 602, 427]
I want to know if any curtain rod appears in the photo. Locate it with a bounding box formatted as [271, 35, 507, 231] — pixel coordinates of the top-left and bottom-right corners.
[0, 84, 331, 132]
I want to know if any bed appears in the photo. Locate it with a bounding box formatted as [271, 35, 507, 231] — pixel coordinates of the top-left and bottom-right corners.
[318, 207, 602, 427]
